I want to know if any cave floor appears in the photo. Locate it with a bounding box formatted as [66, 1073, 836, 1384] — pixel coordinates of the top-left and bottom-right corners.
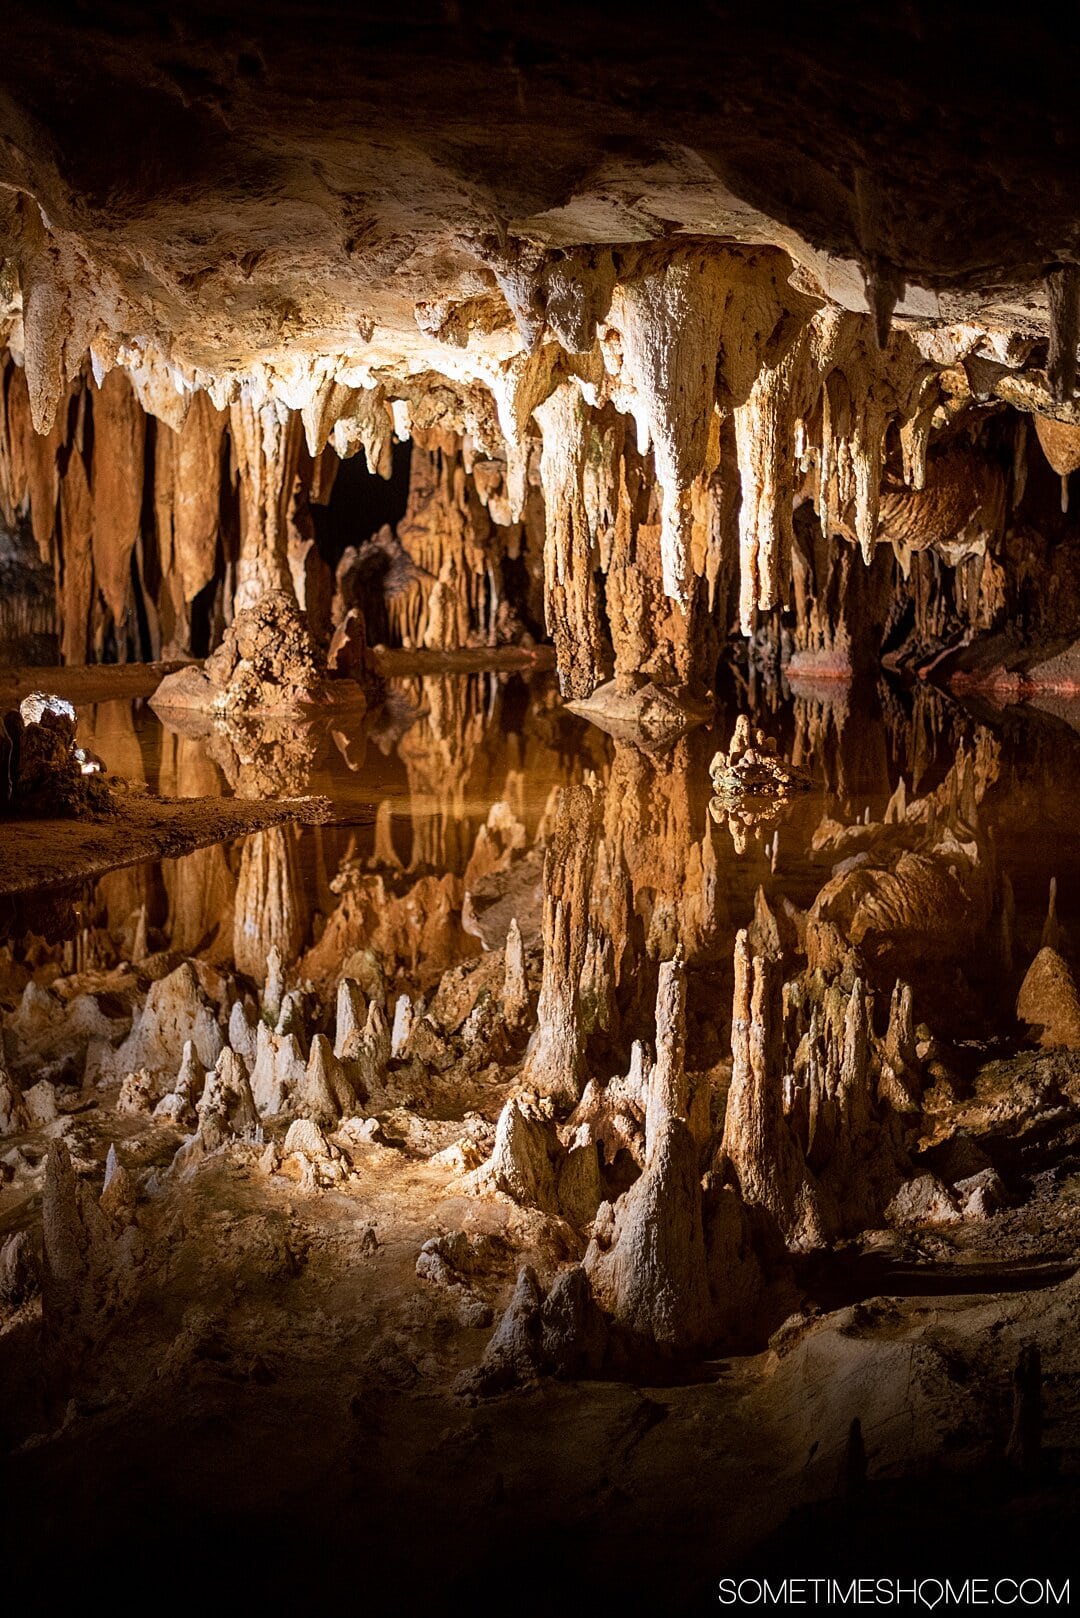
[2, 663, 1080, 1605]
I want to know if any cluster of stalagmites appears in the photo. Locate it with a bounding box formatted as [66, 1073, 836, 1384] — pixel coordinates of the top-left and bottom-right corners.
[0, 691, 109, 817]
[709, 715, 812, 800]
[152, 589, 366, 717]
[3, 743, 1076, 1391]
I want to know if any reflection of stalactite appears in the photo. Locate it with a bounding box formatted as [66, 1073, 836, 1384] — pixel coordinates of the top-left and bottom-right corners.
[396, 674, 493, 875]
[158, 731, 236, 955]
[524, 783, 603, 1107]
[233, 825, 308, 983]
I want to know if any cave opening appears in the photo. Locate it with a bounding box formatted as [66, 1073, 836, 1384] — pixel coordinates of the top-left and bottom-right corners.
[309, 437, 413, 576]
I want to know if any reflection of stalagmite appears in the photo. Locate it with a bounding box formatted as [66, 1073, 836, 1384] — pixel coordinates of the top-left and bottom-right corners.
[297, 1033, 359, 1127]
[233, 826, 308, 984]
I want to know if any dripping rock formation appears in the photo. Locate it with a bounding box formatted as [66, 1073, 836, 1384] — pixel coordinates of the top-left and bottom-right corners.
[1, 8, 1080, 1614]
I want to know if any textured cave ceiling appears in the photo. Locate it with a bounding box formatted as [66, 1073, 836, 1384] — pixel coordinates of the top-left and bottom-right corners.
[4, 2, 1080, 394]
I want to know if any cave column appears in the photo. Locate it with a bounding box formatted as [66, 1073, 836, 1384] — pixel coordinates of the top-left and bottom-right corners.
[229, 398, 303, 612]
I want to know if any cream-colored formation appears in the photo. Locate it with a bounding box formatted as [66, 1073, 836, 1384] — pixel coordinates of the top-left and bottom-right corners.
[1, 226, 1076, 693]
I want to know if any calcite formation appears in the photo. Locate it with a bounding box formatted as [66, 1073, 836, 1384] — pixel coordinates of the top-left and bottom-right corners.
[3, 12, 1080, 1606]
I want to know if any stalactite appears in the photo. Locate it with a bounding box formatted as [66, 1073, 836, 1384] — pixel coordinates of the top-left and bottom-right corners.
[534, 385, 608, 699]
[1032, 414, 1080, 514]
[602, 247, 813, 610]
[58, 444, 93, 665]
[155, 391, 226, 646]
[1046, 263, 1080, 405]
[90, 368, 145, 641]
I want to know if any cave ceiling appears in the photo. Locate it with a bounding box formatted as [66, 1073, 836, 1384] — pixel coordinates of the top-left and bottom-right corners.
[2, 3, 1080, 417]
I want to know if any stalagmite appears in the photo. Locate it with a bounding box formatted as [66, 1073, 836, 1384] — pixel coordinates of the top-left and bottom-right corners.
[153, 1040, 206, 1129]
[334, 978, 367, 1059]
[502, 917, 529, 1024]
[41, 1139, 133, 1362]
[487, 1095, 563, 1216]
[644, 955, 688, 1164]
[297, 1033, 359, 1128]
[109, 960, 224, 1084]
[263, 944, 286, 1025]
[390, 993, 414, 1059]
[0, 1052, 28, 1135]
[228, 999, 259, 1069]
[1016, 947, 1080, 1049]
[0, 1229, 38, 1309]
[194, 1047, 259, 1150]
[584, 1117, 710, 1359]
[249, 1021, 307, 1118]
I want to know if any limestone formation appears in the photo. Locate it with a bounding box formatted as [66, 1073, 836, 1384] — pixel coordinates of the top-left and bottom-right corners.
[522, 784, 601, 1107]
[297, 1034, 359, 1129]
[1016, 947, 1080, 1049]
[153, 1040, 206, 1130]
[191, 1048, 259, 1152]
[109, 961, 224, 1085]
[1, 692, 111, 817]
[723, 928, 909, 1249]
[0, 1228, 38, 1309]
[41, 1139, 137, 1361]
[0, 1053, 28, 1135]
[153, 591, 347, 716]
[249, 1022, 307, 1118]
[2, 17, 1080, 1600]
[464, 1263, 608, 1393]
[709, 717, 812, 800]
[584, 1118, 710, 1360]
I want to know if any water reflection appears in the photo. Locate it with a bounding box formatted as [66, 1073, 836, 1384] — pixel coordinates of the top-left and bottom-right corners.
[5, 670, 1080, 1061]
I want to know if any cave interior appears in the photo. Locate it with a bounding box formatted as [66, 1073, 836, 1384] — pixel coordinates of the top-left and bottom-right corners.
[1, 6, 1080, 1608]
